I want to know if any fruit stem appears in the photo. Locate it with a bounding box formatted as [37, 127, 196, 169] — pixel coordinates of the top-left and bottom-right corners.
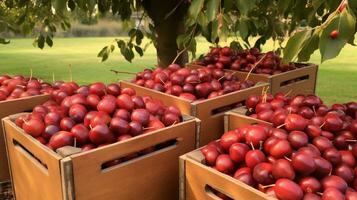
[110, 69, 137, 75]
[52, 72, 55, 84]
[244, 54, 267, 81]
[312, 106, 316, 116]
[261, 184, 275, 189]
[29, 68, 33, 82]
[320, 121, 326, 128]
[74, 138, 77, 148]
[250, 142, 255, 150]
[284, 156, 292, 162]
[276, 123, 286, 129]
[346, 139, 357, 143]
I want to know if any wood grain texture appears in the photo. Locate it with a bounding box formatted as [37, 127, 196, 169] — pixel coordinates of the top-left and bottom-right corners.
[3, 116, 63, 200]
[181, 113, 276, 200]
[0, 94, 49, 182]
[69, 118, 198, 200]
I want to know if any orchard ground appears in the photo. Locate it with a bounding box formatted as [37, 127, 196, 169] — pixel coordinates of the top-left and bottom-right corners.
[0, 37, 356, 105]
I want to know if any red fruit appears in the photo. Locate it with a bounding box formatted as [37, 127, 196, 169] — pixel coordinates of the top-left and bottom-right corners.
[274, 178, 303, 200]
[49, 131, 74, 150]
[97, 98, 116, 114]
[22, 119, 45, 137]
[43, 125, 60, 140]
[121, 88, 136, 96]
[44, 112, 61, 126]
[334, 164, 354, 184]
[86, 94, 100, 109]
[162, 113, 180, 126]
[117, 134, 133, 142]
[306, 125, 322, 138]
[129, 121, 143, 136]
[144, 119, 165, 133]
[110, 118, 130, 135]
[330, 30, 339, 39]
[313, 136, 333, 153]
[273, 113, 287, 127]
[285, 114, 308, 131]
[269, 139, 292, 159]
[299, 177, 321, 193]
[60, 117, 75, 131]
[131, 109, 150, 126]
[234, 173, 255, 187]
[229, 143, 249, 163]
[89, 82, 106, 96]
[36, 137, 47, 145]
[202, 146, 219, 166]
[255, 102, 272, 113]
[245, 95, 260, 109]
[340, 150, 356, 167]
[233, 167, 251, 177]
[245, 125, 268, 148]
[321, 188, 344, 200]
[323, 114, 343, 132]
[288, 131, 308, 149]
[245, 150, 267, 169]
[252, 162, 274, 185]
[113, 109, 130, 121]
[220, 131, 240, 150]
[272, 159, 295, 180]
[179, 93, 196, 101]
[90, 111, 111, 127]
[69, 104, 87, 123]
[89, 124, 114, 145]
[257, 110, 274, 122]
[322, 175, 348, 193]
[303, 193, 321, 200]
[292, 151, 316, 175]
[215, 154, 234, 174]
[298, 106, 314, 119]
[106, 83, 121, 96]
[314, 157, 333, 178]
[116, 94, 134, 110]
[323, 148, 342, 166]
[346, 191, 357, 200]
[70, 124, 89, 145]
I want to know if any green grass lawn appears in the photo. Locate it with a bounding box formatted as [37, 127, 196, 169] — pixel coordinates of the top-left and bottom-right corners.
[0, 37, 356, 105]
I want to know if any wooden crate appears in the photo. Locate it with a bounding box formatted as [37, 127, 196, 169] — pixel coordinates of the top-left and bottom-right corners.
[3, 113, 200, 200]
[0, 94, 50, 182]
[120, 81, 269, 147]
[188, 63, 318, 96]
[179, 112, 275, 200]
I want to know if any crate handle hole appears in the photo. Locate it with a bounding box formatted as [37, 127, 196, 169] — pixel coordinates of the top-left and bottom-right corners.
[12, 139, 49, 171]
[280, 75, 309, 87]
[101, 138, 180, 171]
[204, 185, 233, 200]
[211, 100, 245, 116]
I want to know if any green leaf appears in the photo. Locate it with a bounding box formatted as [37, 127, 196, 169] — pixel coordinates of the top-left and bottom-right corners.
[134, 46, 143, 56]
[277, 0, 291, 14]
[189, 0, 204, 19]
[339, 9, 356, 40]
[38, 35, 45, 49]
[117, 40, 126, 49]
[283, 29, 312, 63]
[319, 17, 346, 62]
[238, 18, 249, 40]
[52, 0, 68, 14]
[0, 21, 7, 32]
[235, 0, 256, 15]
[206, 0, 220, 22]
[98, 46, 108, 57]
[135, 30, 144, 45]
[45, 36, 53, 47]
[197, 11, 208, 27]
[297, 31, 319, 62]
[211, 20, 219, 43]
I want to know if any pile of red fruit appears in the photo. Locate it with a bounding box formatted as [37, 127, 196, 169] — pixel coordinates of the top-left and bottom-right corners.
[194, 47, 299, 75]
[132, 64, 256, 101]
[15, 82, 183, 154]
[0, 75, 53, 101]
[200, 93, 357, 199]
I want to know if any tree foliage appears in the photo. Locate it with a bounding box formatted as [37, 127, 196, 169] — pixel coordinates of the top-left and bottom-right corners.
[1, 0, 357, 64]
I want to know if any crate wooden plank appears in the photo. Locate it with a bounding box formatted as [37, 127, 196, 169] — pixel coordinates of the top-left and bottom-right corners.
[0, 94, 50, 182]
[69, 119, 197, 200]
[3, 116, 63, 200]
[120, 81, 269, 147]
[180, 113, 276, 200]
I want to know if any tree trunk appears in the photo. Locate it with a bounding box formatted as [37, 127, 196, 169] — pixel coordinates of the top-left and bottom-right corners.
[143, 0, 188, 67]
